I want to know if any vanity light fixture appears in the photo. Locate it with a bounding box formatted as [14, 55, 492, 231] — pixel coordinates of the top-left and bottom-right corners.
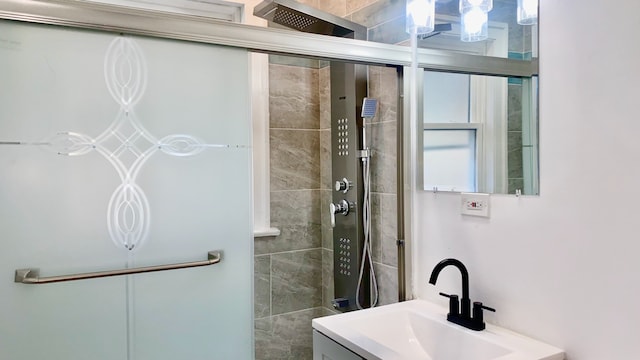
[517, 0, 538, 25]
[405, 0, 436, 35]
[460, 4, 489, 42]
[459, 0, 491, 42]
[459, 0, 492, 12]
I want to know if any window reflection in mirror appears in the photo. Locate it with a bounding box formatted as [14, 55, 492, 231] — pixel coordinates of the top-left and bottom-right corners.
[420, 71, 538, 195]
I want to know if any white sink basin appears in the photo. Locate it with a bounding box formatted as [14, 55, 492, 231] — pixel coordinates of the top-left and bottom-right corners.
[312, 300, 564, 360]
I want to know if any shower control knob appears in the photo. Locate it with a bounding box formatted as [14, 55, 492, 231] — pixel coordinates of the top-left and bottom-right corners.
[330, 199, 353, 228]
[335, 178, 352, 193]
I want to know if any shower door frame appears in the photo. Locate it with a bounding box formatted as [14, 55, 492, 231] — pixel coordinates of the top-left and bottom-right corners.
[0, 0, 536, 76]
[0, 0, 538, 307]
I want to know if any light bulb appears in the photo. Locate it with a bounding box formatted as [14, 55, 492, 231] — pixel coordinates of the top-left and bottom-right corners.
[406, 0, 436, 35]
[464, 8, 485, 33]
[460, 6, 488, 42]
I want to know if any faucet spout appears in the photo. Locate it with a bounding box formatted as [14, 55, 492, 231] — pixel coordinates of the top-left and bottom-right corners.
[428, 258, 469, 300]
[429, 258, 494, 331]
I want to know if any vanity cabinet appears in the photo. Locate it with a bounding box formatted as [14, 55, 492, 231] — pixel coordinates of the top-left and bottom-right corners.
[313, 330, 364, 360]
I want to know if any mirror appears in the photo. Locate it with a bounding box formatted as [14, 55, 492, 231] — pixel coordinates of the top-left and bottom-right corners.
[414, 0, 539, 195]
[249, 0, 538, 195]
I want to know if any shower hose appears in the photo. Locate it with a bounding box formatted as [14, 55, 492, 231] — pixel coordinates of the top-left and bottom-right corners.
[356, 150, 379, 309]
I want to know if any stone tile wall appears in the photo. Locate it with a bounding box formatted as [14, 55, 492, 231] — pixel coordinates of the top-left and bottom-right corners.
[254, 59, 324, 360]
[319, 65, 334, 311]
[507, 82, 524, 193]
[364, 65, 400, 306]
[255, 61, 400, 360]
[296, 0, 380, 18]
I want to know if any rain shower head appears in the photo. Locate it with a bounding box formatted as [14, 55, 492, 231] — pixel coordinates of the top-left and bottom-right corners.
[253, 0, 367, 39]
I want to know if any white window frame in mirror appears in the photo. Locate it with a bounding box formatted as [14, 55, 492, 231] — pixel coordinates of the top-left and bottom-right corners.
[423, 123, 484, 192]
[521, 76, 539, 195]
[418, 15, 508, 194]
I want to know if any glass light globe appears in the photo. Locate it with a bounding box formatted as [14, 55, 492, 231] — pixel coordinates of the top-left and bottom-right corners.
[459, 0, 492, 12]
[406, 0, 436, 35]
[461, 7, 488, 42]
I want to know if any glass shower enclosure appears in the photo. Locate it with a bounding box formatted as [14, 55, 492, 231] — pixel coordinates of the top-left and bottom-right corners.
[0, 11, 253, 360]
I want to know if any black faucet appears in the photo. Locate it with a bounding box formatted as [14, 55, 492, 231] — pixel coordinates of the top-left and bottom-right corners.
[428, 258, 495, 331]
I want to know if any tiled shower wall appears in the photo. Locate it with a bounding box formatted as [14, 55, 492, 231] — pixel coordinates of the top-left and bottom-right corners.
[255, 59, 400, 360]
[254, 58, 325, 360]
[506, 21, 534, 194]
[507, 81, 525, 193]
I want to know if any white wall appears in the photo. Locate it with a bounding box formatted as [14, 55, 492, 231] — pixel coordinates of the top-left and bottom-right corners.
[414, 0, 640, 359]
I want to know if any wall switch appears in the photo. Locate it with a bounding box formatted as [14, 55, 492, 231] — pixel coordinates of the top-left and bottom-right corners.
[461, 192, 490, 218]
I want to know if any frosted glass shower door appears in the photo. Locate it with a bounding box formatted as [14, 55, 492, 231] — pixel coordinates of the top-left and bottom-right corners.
[0, 20, 253, 360]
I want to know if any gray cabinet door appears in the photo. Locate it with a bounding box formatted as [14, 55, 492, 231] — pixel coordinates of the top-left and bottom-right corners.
[313, 330, 364, 360]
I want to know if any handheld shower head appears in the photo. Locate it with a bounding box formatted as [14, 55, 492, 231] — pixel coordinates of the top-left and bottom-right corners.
[361, 98, 378, 119]
[360, 98, 378, 153]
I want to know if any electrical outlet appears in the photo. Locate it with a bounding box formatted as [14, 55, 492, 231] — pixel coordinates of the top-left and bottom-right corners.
[461, 192, 490, 218]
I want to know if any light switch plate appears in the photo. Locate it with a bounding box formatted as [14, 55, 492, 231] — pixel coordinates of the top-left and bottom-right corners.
[461, 192, 490, 218]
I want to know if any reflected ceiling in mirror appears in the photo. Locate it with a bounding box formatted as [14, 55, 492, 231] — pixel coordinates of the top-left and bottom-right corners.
[350, 0, 536, 63]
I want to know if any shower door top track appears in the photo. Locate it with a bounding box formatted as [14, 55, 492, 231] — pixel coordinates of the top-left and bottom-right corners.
[0, 0, 537, 77]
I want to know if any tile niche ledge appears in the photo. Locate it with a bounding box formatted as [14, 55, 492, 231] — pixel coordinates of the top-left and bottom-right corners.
[254, 227, 281, 238]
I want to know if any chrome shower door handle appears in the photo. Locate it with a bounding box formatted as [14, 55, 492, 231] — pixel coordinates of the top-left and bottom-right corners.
[15, 250, 222, 284]
[330, 200, 352, 228]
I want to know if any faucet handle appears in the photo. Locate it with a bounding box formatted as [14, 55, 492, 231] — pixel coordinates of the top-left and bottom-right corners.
[439, 292, 460, 316]
[472, 301, 495, 327]
[475, 302, 495, 313]
[330, 200, 352, 228]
